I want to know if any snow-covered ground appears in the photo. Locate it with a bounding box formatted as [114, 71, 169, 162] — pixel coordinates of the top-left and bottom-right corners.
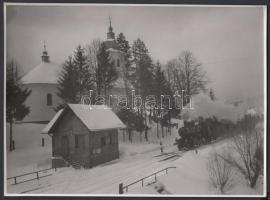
[5, 122, 264, 196]
[128, 140, 264, 196]
[6, 123, 52, 177]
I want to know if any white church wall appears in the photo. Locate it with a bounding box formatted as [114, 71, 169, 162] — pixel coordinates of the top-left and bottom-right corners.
[22, 83, 63, 122]
[108, 50, 126, 77]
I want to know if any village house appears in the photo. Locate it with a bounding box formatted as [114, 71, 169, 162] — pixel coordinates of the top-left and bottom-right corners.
[42, 104, 126, 168]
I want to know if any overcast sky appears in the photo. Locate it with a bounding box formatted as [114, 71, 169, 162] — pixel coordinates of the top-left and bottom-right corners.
[6, 4, 265, 101]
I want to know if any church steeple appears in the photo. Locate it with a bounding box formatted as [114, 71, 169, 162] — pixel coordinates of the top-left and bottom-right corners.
[41, 41, 50, 63]
[107, 16, 115, 40]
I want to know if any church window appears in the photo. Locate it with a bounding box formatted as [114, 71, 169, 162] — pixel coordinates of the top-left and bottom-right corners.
[47, 93, 53, 106]
[117, 59, 120, 67]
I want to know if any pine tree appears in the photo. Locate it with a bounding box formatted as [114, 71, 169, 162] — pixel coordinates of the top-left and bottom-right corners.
[96, 43, 118, 96]
[117, 108, 146, 142]
[132, 38, 149, 63]
[117, 33, 130, 54]
[56, 56, 79, 110]
[131, 38, 154, 141]
[131, 38, 154, 97]
[153, 62, 171, 138]
[154, 62, 169, 103]
[56, 45, 94, 110]
[116, 33, 132, 97]
[6, 61, 31, 151]
[73, 45, 93, 98]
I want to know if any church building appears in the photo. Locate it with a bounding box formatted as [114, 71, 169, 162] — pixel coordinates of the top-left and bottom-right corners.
[21, 19, 131, 122]
[21, 44, 63, 123]
[103, 18, 132, 97]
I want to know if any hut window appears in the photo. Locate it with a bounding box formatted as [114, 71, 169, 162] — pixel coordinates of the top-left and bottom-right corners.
[109, 133, 112, 144]
[101, 136, 106, 146]
[75, 135, 79, 148]
[117, 59, 120, 67]
[75, 135, 84, 149]
[93, 148, 101, 154]
[105, 132, 113, 145]
[47, 93, 53, 106]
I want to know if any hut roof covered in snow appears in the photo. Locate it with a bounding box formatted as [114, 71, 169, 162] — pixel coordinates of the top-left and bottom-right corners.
[42, 104, 126, 134]
[21, 61, 61, 84]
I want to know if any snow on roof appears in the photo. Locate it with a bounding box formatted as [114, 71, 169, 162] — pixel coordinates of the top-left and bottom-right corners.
[21, 61, 62, 84]
[106, 38, 115, 41]
[246, 108, 257, 116]
[69, 104, 126, 131]
[42, 104, 126, 134]
[42, 109, 64, 134]
[107, 48, 121, 53]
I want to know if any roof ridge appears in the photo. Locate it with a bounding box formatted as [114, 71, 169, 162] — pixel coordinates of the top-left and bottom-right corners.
[21, 61, 62, 84]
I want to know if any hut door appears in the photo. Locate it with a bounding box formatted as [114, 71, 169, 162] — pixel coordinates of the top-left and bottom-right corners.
[62, 136, 69, 158]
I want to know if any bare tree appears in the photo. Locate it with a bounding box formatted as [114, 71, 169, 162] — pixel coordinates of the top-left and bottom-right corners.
[166, 58, 185, 92]
[86, 38, 102, 87]
[207, 151, 234, 194]
[87, 38, 101, 71]
[218, 131, 263, 188]
[165, 51, 208, 101]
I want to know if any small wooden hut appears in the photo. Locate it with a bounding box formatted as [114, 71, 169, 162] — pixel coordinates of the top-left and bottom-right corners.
[42, 104, 125, 168]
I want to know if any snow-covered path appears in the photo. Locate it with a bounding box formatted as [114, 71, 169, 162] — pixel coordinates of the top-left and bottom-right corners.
[6, 121, 181, 194]
[6, 123, 264, 195]
[8, 142, 181, 194]
[7, 137, 263, 196]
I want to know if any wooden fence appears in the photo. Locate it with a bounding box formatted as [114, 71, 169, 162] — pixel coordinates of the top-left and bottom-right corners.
[7, 167, 57, 185]
[119, 166, 176, 194]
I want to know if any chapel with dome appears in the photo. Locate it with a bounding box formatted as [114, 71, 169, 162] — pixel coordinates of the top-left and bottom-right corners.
[21, 43, 63, 123]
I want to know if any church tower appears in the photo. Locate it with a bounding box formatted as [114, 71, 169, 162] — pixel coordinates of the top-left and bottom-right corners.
[103, 18, 133, 108]
[104, 17, 125, 88]
[107, 17, 115, 40]
[104, 17, 118, 50]
[41, 41, 50, 63]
